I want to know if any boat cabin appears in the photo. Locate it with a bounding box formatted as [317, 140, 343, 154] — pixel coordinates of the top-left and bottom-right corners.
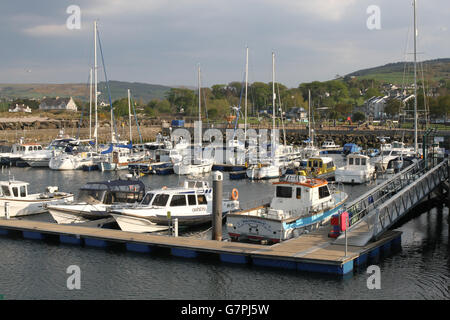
[268, 175, 333, 219]
[78, 179, 145, 204]
[139, 180, 211, 208]
[0, 180, 29, 198]
[302, 157, 335, 176]
[11, 143, 43, 154]
[346, 154, 370, 168]
[321, 140, 338, 149]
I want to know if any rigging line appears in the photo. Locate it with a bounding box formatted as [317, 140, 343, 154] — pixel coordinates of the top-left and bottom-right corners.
[96, 26, 118, 140]
[232, 72, 246, 140]
[77, 71, 91, 139]
[130, 96, 143, 144]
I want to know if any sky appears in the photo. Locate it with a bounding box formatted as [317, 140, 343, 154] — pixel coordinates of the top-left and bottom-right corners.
[0, 0, 449, 88]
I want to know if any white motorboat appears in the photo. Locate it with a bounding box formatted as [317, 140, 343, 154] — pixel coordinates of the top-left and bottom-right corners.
[373, 141, 415, 172]
[47, 178, 146, 224]
[110, 180, 240, 232]
[49, 150, 102, 170]
[21, 137, 79, 167]
[173, 154, 213, 175]
[321, 140, 340, 149]
[227, 175, 348, 243]
[0, 179, 74, 217]
[246, 160, 286, 180]
[335, 154, 375, 184]
[0, 139, 44, 167]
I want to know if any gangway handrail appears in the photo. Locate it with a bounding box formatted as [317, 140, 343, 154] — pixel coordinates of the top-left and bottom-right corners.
[344, 159, 426, 226]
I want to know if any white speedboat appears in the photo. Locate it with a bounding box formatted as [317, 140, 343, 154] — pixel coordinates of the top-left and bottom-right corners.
[0, 179, 73, 217]
[335, 154, 375, 184]
[173, 157, 213, 175]
[373, 141, 415, 172]
[21, 138, 79, 167]
[246, 160, 286, 180]
[110, 180, 240, 232]
[227, 175, 348, 243]
[49, 150, 102, 170]
[47, 178, 146, 224]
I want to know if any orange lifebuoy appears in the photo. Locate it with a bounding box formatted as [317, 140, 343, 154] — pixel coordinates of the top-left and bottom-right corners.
[231, 188, 239, 201]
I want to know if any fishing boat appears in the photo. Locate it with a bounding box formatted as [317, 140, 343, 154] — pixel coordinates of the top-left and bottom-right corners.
[335, 154, 375, 184]
[226, 175, 347, 243]
[110, 180, 240, 232]
[47, 177, 145, 224]
[0, 140, 44, 167]
[298, 156, 336, 180]
[0, 179, 74, 217]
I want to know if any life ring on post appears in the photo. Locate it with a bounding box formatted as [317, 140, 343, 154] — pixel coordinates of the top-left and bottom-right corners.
[231, 188, 239, 201]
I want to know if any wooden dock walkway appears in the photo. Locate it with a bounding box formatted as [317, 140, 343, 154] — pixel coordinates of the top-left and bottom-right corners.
[0, 217, 401, 275]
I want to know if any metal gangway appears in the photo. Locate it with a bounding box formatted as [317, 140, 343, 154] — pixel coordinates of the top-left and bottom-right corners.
[335, 157, 449, 246]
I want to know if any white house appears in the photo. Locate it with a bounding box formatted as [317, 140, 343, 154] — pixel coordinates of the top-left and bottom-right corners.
[39, 97, 78, 111]
[9, 104, 32, 113]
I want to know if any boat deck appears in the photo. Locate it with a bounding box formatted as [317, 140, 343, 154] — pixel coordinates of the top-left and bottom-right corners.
[0, 217, 401, 275]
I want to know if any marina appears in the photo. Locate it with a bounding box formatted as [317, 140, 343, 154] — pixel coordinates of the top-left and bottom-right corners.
[0, 0, 449, 302]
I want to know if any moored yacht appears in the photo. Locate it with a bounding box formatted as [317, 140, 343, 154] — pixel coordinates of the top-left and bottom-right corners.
[110, 180, 240, 232]
[47, 177, 145, 224]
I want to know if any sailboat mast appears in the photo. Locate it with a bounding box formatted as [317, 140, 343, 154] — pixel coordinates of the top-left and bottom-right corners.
[198, 65, 202, 147]
[308, 89, 312, 144]
[413, 0, 418, 153]
[128, 89, 132, 143]
[94, 21, 98, 151]
[272, 52, 275, 146]
[244, 46, 249, 139]
[89, 68, 92, 140]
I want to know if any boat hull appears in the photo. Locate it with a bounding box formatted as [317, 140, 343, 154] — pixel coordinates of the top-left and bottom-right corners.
[0, 194, 74, 217]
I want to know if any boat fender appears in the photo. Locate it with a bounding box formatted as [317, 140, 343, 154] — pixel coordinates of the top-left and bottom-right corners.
[231, 188, 239, 201]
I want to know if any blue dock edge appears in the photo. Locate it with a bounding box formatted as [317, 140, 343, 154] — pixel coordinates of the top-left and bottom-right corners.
[126, 242, 153, 253]
[60, 234, 83, 245]
[22, 231, 45, 240]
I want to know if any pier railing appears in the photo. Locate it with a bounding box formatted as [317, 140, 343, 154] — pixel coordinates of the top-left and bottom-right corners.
[344, 159, 427, 226]
[341, 157, 449, 244]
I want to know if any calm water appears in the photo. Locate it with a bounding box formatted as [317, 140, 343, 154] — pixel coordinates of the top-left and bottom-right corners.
[0, 155, 448, 300]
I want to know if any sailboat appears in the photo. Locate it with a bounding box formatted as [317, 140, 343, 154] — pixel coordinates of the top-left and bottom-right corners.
[173, 65, 213, 175]
[49, 21, 105, 171]
[246, 52, 287, 180]
[99, 89, 146, 171]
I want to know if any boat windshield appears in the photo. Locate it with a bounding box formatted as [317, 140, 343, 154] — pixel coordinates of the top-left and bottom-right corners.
[152, 193, 169, 207]
[141, 193, 154, 205]
[382, 151, 391, 156]
[78, 189, 106, 204]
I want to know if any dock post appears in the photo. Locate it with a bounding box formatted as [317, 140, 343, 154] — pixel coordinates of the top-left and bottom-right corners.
[212, 171, 223, 241]
[4, 202, 9, 219]
[173, 218, 178, 237]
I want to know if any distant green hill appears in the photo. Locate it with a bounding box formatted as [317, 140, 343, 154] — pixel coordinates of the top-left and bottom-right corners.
[0, 81, 172, 104]
[346, 58, 450, 84]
